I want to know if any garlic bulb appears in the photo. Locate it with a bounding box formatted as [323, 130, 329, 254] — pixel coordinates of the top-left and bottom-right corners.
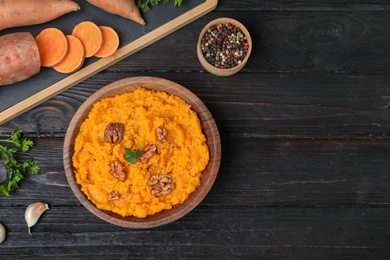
[25, 202, 49, 235]
[0, 223, 6, 243]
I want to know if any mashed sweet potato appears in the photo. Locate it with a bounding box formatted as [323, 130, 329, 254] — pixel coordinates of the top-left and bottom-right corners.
[72, 87, 210, 218]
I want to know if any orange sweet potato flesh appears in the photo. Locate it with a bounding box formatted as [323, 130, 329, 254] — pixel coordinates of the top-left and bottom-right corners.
[95, 26, 120, 58]
[86, 0, 145, 25]
[54, 35, 85, 74]
[0, 0, 80, 31]
[0, 32, 41, 86]
[72, 21, 103, 58]
[36, 28, 68, 67]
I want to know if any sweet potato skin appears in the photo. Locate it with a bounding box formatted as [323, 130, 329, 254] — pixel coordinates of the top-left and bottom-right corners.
[86, 0, 145, 25]
[0, 32, 41, 86]
[0, 0, 80, 31]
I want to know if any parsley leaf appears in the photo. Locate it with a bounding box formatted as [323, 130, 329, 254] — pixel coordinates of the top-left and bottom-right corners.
[136, 0, 151, 12]
[21, 139, 34, 153]
[0, 129, 40, 196]
[124, 148, 145, 164]
[137, 0, 184, 13]
[174, 0, 183, 7]
[10, 129, 22, 147]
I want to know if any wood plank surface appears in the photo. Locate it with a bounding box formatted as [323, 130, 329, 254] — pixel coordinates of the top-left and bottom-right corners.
[1, 0, 390, 258]
[4, 72, 390, 137]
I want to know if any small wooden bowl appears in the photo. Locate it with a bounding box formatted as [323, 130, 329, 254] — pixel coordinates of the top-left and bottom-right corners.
[63, 77, 221, 228]
[197, 17, 252, 76]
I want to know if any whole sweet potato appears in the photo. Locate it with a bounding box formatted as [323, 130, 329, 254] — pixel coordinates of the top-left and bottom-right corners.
[0, 32, 41, 86]
[86, 0, 145, 25]
[0, 0, 80, 31]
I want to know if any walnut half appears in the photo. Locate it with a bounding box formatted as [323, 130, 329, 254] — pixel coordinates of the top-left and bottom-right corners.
[104, 122, 124, 144]
[108, 190, 120, 201]
[157, 126, 167, 143]
[110, 160, 126, 181]
[138, 144, 157, 163]
[148, 174, 175, 197]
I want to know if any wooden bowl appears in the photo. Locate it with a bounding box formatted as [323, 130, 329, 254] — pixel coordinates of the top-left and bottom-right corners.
[63, 77, 221, 228]
[197, 17, 252, 76]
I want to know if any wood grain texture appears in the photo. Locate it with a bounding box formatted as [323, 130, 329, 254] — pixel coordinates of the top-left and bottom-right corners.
[2, 137, 389, 206]
[104, 10, 390, 73]
[1, 0, 390, 258]
[4, 72, 390, 137]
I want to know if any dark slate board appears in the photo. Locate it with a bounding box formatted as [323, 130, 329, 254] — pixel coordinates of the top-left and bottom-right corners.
[0, 0, 208, 116]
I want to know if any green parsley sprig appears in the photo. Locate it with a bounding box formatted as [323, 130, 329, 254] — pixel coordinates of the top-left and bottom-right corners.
[0, 129, 40, 196]
[136, 0, 184, 13]
[124, 148, 145, 164]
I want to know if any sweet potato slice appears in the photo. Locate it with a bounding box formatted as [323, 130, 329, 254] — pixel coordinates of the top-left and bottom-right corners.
[86, 0, 145, 25]
[36, 28, 68, 67]
[72, 21, 102, 58]
[0, 0, 80, 31]
[95, 26, 120, 58]
[0, 32, 41, 86]
[54, 35, 85, 74]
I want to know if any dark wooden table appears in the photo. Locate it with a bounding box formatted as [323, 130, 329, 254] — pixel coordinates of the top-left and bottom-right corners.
[1, 0, 390, 258]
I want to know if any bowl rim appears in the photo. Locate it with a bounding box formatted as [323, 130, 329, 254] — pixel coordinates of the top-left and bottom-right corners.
[197, 17, 252, 76]
[63, 76, 221, 228]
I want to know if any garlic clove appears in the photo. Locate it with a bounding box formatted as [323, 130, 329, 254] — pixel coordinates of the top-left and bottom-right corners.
[0, 223, 6, 243]
[25, 202, 49, 235]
